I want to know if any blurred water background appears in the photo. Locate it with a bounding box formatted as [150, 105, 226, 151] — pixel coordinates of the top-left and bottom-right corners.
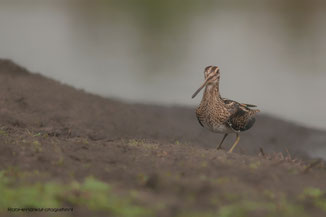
[0, 0, 325, 130]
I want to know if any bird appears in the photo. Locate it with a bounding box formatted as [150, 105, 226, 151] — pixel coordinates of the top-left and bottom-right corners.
[191, 66, 260, 153]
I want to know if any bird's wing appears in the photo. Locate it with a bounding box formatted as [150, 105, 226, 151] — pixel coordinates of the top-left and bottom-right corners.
[225, 103, 258, 132]
[195, 108, 204, 127]
[196, 115, 204, 127]
[222, 97, 257, 108]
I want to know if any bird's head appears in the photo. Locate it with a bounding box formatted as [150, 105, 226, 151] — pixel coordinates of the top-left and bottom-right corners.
[192, 66, 220, 99]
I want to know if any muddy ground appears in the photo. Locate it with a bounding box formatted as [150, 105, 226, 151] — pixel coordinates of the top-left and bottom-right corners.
[0, 59, 326, 217]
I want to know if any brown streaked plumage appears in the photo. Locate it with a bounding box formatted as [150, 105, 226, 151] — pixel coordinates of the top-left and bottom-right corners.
[192, 66, 260, 153]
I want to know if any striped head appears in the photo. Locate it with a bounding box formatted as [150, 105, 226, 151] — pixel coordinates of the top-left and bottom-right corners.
[204, 66, 220, 80]
[192, 66, 220, 98]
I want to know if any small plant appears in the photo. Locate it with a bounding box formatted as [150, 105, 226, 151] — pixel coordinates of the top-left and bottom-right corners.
[300, 187, 326, 212]
[0, 173, 152, 217]
[249, 161, 260, 170]
[0, 129, 8, 136]
[32, 140, 43, 152]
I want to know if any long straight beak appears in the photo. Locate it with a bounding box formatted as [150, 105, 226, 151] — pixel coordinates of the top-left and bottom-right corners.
[191, 75, 214, 98]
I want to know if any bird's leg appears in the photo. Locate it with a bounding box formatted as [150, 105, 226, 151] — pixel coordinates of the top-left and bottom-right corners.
[216, 134, 228, 150]
[228, 133, 240, 153]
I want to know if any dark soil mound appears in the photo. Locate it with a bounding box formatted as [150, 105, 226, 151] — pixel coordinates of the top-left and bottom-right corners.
[1, 59, 326, 217]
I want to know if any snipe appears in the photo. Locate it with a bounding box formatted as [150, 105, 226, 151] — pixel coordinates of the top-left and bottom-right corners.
[192, 66, 260, 153]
